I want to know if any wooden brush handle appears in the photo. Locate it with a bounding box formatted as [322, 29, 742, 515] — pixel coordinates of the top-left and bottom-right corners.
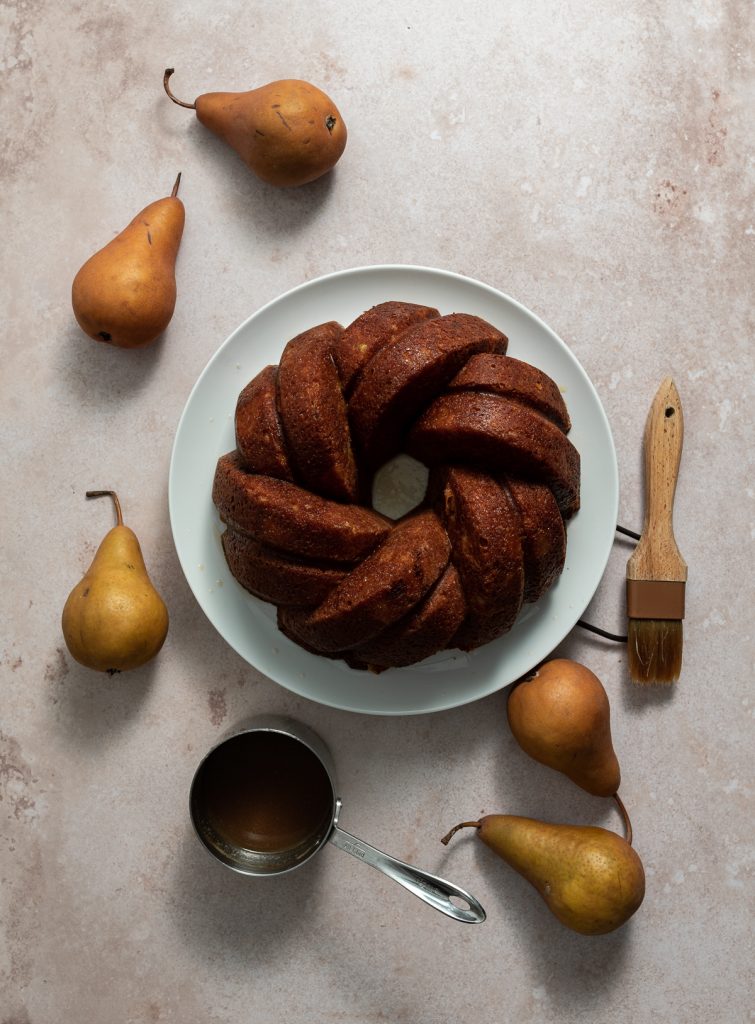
[627, 377, 687, 582]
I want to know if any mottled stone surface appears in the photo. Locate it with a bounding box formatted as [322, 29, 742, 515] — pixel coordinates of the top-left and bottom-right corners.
[1, 1, 753, 1021]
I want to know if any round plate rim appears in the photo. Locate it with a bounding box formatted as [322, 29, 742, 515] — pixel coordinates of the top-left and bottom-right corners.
[169, 264, 619, 716]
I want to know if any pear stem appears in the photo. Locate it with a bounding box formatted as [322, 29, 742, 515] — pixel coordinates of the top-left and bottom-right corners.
[171, 172, 182, 197]
[613, 793, 633, 846]
[86, 490, 123, 527]
[163, 68, 196, 109]
[440, 821, 481, 846]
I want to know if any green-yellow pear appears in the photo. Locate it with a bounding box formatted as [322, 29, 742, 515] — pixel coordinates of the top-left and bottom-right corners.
[62, 491, 169, 672]
[72, 174, 184, 348]
[164, 69, 347, 187]
[507, 659, 621, 797]
[442, 815, 645, 935]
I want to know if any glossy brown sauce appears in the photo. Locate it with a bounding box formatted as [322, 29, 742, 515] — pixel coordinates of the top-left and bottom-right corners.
[195, 732, 333, 853]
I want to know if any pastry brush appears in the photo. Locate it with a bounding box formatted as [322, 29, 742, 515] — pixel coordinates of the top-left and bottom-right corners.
[626, 377, 687, 684]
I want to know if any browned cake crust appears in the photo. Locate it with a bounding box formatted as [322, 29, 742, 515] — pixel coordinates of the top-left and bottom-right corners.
[449, 353, 571, 431]
[507, 479, 566, 602]
[333, 301, 440, 394]
[276, 616, 345, 661]
[408, 392, 580, 518]
[235, 365, 294, 480]
[346, 562, 466, 670]
[349, 313, 509, 471]
[214, 303, 580, 670]
[278, 511, 450, 652]
[277, 321, 358, 502]
[222, 529, 349, 607]
[212, 452, 389, 562]
[432, 467, 525, 650]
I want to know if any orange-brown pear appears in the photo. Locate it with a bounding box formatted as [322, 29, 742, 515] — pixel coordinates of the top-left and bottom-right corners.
[442, 815, 645, 935]
[164, 69, 347, 187]
[507, 659, 621, 796]
[72, 175, 184, 348]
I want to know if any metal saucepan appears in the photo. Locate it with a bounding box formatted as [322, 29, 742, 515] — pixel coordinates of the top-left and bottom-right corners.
[189, 715, 485, 924]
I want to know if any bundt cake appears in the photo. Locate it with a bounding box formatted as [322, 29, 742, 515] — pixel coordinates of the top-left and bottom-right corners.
[212, 301, 580, 671]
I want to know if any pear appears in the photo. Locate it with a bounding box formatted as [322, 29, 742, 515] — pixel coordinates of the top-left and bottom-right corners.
[164, 69, 347, 187]
[442, 815, 645, 935]
[507, 659, 621, 797]
[72, 174, 184, 348]
[62, 491, 169, 673]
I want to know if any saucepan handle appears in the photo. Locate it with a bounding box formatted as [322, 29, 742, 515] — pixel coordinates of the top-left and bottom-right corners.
[328, 824, 486, 924]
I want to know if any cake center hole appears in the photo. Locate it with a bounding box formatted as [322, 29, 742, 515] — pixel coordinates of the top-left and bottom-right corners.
[371, 455, 430, 520]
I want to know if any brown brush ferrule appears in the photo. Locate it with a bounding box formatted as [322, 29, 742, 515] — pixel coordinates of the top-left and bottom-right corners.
[626, 579, 685, 620]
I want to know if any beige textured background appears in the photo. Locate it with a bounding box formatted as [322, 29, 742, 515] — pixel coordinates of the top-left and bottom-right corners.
[2, 2, 753, 1022]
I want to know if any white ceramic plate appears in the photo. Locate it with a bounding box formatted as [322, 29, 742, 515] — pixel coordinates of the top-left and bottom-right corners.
[169, 265, 618, 715]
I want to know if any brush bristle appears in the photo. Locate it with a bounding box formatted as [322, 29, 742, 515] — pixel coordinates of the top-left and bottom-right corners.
[627, 619, 683, 684]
